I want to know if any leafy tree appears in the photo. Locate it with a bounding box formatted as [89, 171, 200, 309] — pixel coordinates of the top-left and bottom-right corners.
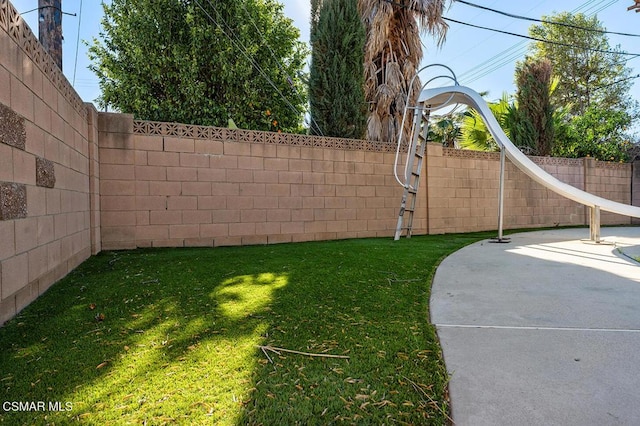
[512, 58, 555, 156]
[88, 0, 308, 132]
[553, 106, 633, 162]
[428, 115, 462, 148]
[528, 12, 639, 160]
[528, 12, 633, 116]
[309, 0, 367, 139]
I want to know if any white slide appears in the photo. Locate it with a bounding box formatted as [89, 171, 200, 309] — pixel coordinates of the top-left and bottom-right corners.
[419, 85, 640, 220]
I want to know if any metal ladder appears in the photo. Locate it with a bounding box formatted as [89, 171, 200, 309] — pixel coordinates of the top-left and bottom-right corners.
[394, 106, 429, 240]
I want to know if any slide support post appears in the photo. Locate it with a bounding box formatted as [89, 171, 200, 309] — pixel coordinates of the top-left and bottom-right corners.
[491, 147, 510, 243]
[589, 205, 601, 243]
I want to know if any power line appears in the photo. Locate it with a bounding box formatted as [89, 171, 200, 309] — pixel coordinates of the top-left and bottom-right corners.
[456, 41, 526, 82]
[454, 0, 640, 38]
[592, 73, 640, 90]
[448, 0, 637, 85]
[579, 0, 619, 16]
[72, 0, 83, 86]
[386, 0, 637, 57]
[422, 0, 545, 86]
[19, 6, 76, 17]
[443, 17, 640, 57]
[463, 5, 631, 86]
[436, 0, 620, 86]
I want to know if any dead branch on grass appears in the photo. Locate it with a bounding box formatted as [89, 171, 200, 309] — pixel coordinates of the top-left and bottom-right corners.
[260, 346, 274, 364]
[257, 345, 350, 360]
[379, 271, 422, 285]
[403, 375, 453, 424]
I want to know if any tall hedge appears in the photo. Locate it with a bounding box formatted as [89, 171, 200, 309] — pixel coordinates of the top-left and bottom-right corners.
[309, 0, 367, 139]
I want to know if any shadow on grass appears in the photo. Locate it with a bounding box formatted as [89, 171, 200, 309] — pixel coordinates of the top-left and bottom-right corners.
[0, 233, 490, 425]
[0, 247, 289, 425]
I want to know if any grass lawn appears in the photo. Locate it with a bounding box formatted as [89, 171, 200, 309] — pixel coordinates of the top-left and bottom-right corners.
[0, 232, 490, 425]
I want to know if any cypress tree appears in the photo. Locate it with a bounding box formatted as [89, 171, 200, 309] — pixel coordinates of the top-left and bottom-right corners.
[309, 0, 367, 139]
[513, 58, 555, 156]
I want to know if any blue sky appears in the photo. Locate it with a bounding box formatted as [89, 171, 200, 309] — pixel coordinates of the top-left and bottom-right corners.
[12, 0, 640, 110]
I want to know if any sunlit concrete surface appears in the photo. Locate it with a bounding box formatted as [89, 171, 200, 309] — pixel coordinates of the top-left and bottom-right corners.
[431, 227, 640, 425]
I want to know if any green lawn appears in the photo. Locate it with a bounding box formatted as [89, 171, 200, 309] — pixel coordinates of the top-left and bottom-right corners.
[0, 233, 490, 425]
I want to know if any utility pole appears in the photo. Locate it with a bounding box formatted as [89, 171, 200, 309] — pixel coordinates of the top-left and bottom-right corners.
[38, 0, 63, 70]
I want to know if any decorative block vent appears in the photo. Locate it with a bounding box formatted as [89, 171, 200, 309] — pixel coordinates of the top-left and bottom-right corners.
[36, 157, 56, 188]
[0, 103, 26, 150]
[0, 182, 27, 220]
[132, 120, 400, 153]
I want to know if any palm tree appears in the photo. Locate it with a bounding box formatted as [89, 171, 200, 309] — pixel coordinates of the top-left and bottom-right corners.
[359, 0, 449, 142]
[429, 115, 462, 147]
[459, 93, 516, 152]
[459, 83, 567, 155]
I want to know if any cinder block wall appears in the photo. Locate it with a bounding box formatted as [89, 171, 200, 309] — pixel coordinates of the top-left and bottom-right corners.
[586, 158, 634, 225]
[99, 116, 411, 249]
[99, 118, 633, 250]
[0, 1, 98, 324]
[426, 146, 631, 234]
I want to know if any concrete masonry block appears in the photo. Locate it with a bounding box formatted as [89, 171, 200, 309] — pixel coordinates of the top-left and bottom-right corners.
[0, 182, 26, 220]
[98, 112, 134, 134]
[0, 101, 25, 150]
[36, 156, 55, 188]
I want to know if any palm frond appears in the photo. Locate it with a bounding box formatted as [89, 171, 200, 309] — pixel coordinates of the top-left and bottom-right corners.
[385, 61, 403, 92]
[367, 110, 383, 141]
[375, 83, 394, 114]
[394, 91, 407, 115]
[381, 113, 397, 143]
[412, 0, 449, 45]
[364, 60, 379, 100]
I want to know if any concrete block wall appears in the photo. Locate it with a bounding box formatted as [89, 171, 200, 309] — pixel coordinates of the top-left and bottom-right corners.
[0, 0, 96, 324]
[503, 156, 587, 228]
[589, 159, 633, 225]
[99, 116, 411, 249]
[99, 119, 634, 250]
[425, 145, 631, 234]
[425, 146, 503, 234]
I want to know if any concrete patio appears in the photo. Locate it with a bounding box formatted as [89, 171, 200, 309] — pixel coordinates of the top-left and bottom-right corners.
[431, 227, 640, 425]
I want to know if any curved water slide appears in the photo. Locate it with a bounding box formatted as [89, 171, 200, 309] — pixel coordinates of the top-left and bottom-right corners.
[418, 85, 640, 241]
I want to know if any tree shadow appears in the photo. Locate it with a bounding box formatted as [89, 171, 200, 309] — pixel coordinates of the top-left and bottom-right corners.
[0, 247, 288, 425]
